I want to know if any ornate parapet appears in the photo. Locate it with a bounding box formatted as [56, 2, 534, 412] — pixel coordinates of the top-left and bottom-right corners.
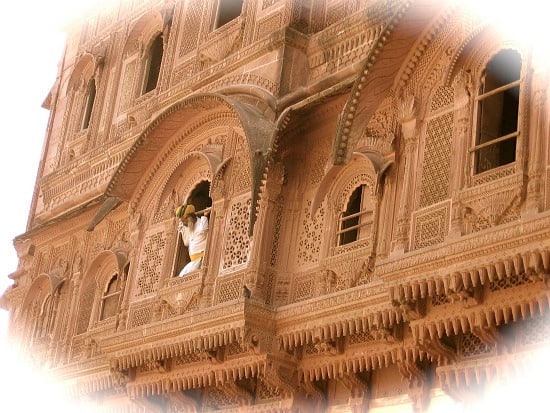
[36, 138, 134, 222]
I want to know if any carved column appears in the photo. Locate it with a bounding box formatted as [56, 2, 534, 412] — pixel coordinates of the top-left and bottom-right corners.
[393, 95, 418, 253]
[525, 71, 549, 214]
[245, 161, 285, 303]
[200, 200, 225, 309]
[117, 211, 143, 331]
[59, 253, 83, 364]
[449, 70, 473, 237]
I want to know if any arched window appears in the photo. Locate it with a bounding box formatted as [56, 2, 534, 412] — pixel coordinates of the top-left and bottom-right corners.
[212, 0, 243, 30]
[99, 273, 123, 320]
[33, 293, 55, 341]
[473, 49, 521, 174]
[142, 34, 164, 95]
[338, 184, 374, 246]
[81, 78, 96, 130]
[173, 180, 212, 276]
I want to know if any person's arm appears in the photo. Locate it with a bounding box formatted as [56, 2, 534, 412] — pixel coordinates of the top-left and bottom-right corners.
[178, 222, 190, 246]
[199, 215, 209, 231]
[196, 206, 212, 217]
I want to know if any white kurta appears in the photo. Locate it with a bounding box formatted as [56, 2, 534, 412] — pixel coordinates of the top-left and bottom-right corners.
[177, 215, 209, 276]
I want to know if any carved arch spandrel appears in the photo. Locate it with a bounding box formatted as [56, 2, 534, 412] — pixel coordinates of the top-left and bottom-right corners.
[66, 53, 99, 94]
[311, 151, 389, 218]
[148, 152, 217, 226]
[106, 93, 275, 234]
[123, 10, 165, 56]
[333, 0, 446, 165]
[19, 273, 64, 323]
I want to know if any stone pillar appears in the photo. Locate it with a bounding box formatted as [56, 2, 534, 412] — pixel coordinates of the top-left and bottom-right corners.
[244, 161, 285, 303]
[117, 211, 143, 331]
[524, 69, 549, 214]
[393, 95, 418, 254]
[449, 69, 473, 237]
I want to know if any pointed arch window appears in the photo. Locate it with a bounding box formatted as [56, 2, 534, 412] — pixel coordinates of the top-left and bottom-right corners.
[81, 78, 96, 130]
[337, 184, 374, 246]
[142, 33, 164, 95]
[473, 49, 521, 174]
[212, 0, 243, 30]
[99, 272, 123, 320]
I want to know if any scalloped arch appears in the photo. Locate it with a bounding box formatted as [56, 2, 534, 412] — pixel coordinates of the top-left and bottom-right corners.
[106, 92, 274, 234]
[311, 152, 379, 218]
[148, 151, 215, 224]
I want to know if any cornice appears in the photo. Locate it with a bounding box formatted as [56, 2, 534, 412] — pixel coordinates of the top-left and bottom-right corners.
[409, 283, 550, 343]
[98, 300, 277, 370]
[276, 282, 403, 351]
[300, 341, 424, 382]
[127, 354, 268, 396]
[379, 213, 550, 283]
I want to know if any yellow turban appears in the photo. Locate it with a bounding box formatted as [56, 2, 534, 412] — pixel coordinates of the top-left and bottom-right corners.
[175, 204, 195, 218]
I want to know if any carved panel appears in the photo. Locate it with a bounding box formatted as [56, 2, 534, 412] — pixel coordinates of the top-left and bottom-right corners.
[471, 163, 516, 187]
[296, 200, 325, 267]
[429, 86, 454, 113]
[178, 0, 202, 57]
[419, 112, 453, 208]
[204, 386, 240, 410]
[135, 230, 167, 297]
[75, 276, 96, 335]
[459, 332, 495, 358]
[199, 17, 243, 63]
[462, 171, 523, 233]
[255, 10, 284, 41]
[270, 201, 284, 267]
[215, 274, 243, 304]
[222, 197, 251, 270]
[291, 271, 315, 303]
[309, 150, 329, 186]
[326, 0, 350, 27]
[232, 138, 252, 195]
[117, 58, 138, 114]
[257, 379, 282, 401]
[129, 302, 153, 328]
[412, 201, 450, 250]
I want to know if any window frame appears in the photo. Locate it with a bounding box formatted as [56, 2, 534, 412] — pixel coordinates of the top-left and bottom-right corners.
[80, 78, 97, 130]
[470, 49, 523, 175]
[98, 272, 123, 321]
[211, 0, 244, 31]
[337, 184, 373, 247]
[141, 33, 164, 95]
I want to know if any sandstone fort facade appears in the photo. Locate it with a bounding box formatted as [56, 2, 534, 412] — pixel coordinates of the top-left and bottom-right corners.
[2, 0, 549, 411]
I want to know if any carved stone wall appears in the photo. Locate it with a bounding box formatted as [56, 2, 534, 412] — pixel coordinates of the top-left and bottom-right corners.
[3, 1, 549, 412]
